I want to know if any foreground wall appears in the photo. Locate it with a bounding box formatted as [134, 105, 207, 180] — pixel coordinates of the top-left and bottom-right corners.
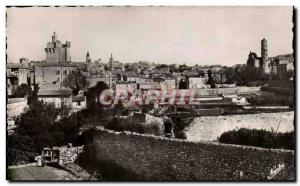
[93, 129, 294, 181]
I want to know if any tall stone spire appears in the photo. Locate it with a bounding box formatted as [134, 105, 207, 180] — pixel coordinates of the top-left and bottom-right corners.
[86, 51, 91, 63]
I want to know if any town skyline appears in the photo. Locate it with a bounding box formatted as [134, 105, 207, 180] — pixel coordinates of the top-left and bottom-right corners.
[7, 6, 293, 66]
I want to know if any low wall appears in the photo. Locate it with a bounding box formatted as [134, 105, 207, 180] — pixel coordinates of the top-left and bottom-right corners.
[93, 129, 294, 181]
[195, 86, 261, 96]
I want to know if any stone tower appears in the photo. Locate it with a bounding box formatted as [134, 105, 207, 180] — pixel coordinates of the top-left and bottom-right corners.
[109, 53, 114, 71]
[86, 52, 91, 63]
[261, 38, 270, 74]
[45, 32, 71, 63]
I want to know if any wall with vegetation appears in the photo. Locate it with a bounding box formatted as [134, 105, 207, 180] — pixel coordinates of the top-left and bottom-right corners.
[93, 129, 294, 181]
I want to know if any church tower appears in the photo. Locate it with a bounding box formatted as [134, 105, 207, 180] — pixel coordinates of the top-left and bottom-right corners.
[109, 53, 114, 71]
[261, 38, 270, 74]
[86, 52, 91, 63]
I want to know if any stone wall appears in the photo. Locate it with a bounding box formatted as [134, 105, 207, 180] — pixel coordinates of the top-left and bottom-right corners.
[58, 145, 84, 165]
[93, 129, 294, 181]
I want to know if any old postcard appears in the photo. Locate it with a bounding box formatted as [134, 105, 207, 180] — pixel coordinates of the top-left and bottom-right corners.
[6, 6, 295, 181]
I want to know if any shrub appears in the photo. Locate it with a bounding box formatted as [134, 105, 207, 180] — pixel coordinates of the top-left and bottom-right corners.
[175, 130, 187, 139]
[171, 117, 193, 140]
[15, 83, 31, 98]
[105, 117, 125, 132]
[218, 128, 294, 150]
[246, 94, 293, 107]
[104, 117, 162, 136]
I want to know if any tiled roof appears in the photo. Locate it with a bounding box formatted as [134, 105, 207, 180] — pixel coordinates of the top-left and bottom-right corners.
[37, 86, 72, 96]
[72, 96, 85, 102]
[35, 62, 77, 67]
[7, 63, 30, 69]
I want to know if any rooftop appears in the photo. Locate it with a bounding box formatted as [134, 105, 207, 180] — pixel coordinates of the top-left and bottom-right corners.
[37, 85, 72, 97]
[36, 62, 77, 67]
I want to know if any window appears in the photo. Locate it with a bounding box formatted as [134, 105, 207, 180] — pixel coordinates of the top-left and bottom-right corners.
[77, 101, 81, 106]
[64, 70, 67, 75]
[56, 70, 60, 75]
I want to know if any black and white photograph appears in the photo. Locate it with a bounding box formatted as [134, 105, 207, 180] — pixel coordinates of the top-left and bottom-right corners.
[5, 6, 295, 181]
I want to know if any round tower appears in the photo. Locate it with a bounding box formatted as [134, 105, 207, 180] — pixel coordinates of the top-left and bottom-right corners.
[261, 38, 270, 73]
[261, 38, 268, 62]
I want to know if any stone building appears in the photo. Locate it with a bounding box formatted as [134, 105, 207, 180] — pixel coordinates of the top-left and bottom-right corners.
[107, 54, 124, 72]
[7, 59, 34, 95]
[246, 52, 261, 68]
[37, 85, 73, 109]
[246, 38, 270, 74]
[35, 32, 78, 86]
[45, 32, 71, 63]
[188, 77, 207, 89]
[247, 38, 294, 79]
[109, 53, 115, 71]
[35, 62, 77, 85]
[269, 54, 294, 79]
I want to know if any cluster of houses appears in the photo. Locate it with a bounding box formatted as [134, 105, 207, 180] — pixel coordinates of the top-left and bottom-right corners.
[6, 33, 232, 110]
[7, 33, 294, 115]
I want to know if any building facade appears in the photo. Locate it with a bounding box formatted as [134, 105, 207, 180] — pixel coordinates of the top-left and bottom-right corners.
[35, 63, 77, 85]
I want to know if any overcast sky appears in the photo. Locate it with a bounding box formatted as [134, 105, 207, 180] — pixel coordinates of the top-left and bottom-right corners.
[7, 6, 293, 66]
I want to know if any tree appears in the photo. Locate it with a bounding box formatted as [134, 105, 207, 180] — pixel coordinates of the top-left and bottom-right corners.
[16, 100, 59, 136]
[224, 67, 235, 84]
[179, 79, 187, 89]
[63, 71, 89, 95]
[9, 100, 84, 165]
[113, 100, 124, 115]
[86, 81, 109, 115]
[14, 83, 31, 98]
[207, 70, 216, 88]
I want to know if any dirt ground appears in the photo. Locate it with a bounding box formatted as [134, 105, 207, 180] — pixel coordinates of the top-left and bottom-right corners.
[185, 111, 294, 142]
[8, 165, 76, 180]
[8, 164, 94, 181]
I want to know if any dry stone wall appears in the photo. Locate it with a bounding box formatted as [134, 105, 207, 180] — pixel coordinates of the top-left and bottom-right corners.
[93, 129, 294, 181]
[59, 146, 84, 165]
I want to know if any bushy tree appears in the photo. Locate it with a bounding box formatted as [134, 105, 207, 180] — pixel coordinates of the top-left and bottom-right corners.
[207, 70, 216, 88]
[86, 81, 109, 111]
[14, 83, 31, 98]
[178, 79, 187, 89]
[15, 100, 60, 136]
[224, 67, 235, 84]
[63, 71, 89, 95]
[219, 128, 294, 150]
